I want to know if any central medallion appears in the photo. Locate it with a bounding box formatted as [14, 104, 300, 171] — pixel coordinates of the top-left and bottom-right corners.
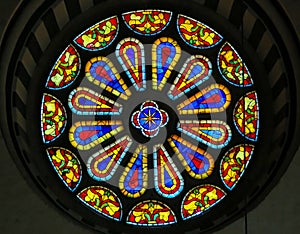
[131, 101, 169, 138]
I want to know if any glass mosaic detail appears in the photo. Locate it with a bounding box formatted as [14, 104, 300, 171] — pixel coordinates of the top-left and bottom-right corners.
[69, 87, 123, 115]
[177, 14, 223, 49]
[46, 45, 80, 89]
[119, 145, 148, 198]
[41, 94, 67, 143]
[74, 16, 118, 51]
[46, 147, 82, 191]
[168, 136, 214, 179]
[127, 200, 177, 226]
[116, 38, 146, 91]
[153, 145, 184, 198]
[152, 37, 181, 90]
[218, 42, 253, 87]
[181, 185, 226, 220]
[87, 136, 132, 181]
[177, 84, 231, 115]
[220, 144, 254, 190]
[78, 186, 122, 221]
[131, 101, 169, 138]
[85, 56, 131, 100]
[168, 55, 212, 100]
[234, 91, 259, 141]
[123, 10, 172, 36]
[69, 121, 124, 150]
[178, 120, 232, 149]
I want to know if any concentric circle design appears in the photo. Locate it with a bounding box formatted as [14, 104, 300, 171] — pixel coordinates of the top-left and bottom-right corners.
[39, 9, 261, 227]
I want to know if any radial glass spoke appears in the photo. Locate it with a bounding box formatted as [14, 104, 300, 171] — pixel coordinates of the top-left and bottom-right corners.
[86, 57, 131, 100]
[168, 55, 212, 100]
[153, 145, 184, 198]
[177, 84, 231, 114]
[116, 38, 146, 91]
[69, 87, 123, 115]
[69, 121, 124, 150]
[152, 37, 181, 91]
[119, 145, 148, 198]
[178, 120, 232, 149]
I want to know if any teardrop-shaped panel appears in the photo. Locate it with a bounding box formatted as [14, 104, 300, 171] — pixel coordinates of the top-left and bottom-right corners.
[153, 145, 184, 198]
[168, 135, 214, 179]
[119, 145, 148, 198]
[122, 10, 172, 36]
[69, 121, 124, 150]
[234, 91, 259, 141]
[86, 56, 131, 100]
[68, 87, 123, 115]
[168, 55, 212, 100]
[41, 94, 67, 143]
[87, 136, 132, 181]
[46, 45, 81, 89]
[46, 147, 82, 191]
[177, 84, 231, 115]
[74, 16, 119, 51]
[177, 14, 223, 49]
[181, 185, 226, 220]
[78, 186, 122, 221]
[127, 200, 177, 226]
[116, 38, 146, 91]
[152, 37, 181, 91]
[178, 120, 232, 149]
[218, 42, 253, 87]
[220, 144, 255, 190]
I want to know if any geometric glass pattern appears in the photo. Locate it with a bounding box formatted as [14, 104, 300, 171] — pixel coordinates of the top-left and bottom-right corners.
[181, 185, 226, 219]
[123, 10, 172, 36]
[127, 200, 177, 226]
[177, 14, 223, 49]
[74, 16, 119, 51]
[218, 42, 253, 87]
[46, 44, 81, 89]
[220, 144, 255, 190]
[41, 94, 67, 143]
[77, 186, 122, 221]
[234, 91, 259, 141]
[41, 10, 261, 227]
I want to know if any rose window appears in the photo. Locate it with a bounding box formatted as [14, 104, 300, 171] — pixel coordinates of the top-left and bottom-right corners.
[39, 10, 260, 227]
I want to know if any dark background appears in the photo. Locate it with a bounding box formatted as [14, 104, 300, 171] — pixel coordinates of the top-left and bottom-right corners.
[0, 0, 299, 233]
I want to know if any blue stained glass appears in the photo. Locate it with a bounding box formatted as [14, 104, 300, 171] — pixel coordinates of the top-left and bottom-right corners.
[164, 170, 174, 188]
[97, 156, 112, 170]
[202, 130, 223, 139]
[187, 65, 203, 80]
[78, 97, 96, 106]
[126, 48, 136, 66]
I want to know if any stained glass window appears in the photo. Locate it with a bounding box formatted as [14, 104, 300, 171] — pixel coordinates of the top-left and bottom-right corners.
[40, 9, 260, 230]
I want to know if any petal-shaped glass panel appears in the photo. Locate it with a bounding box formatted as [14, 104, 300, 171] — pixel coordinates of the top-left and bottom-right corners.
[68, 87, 123, 115]
[46, 44, 81, 89]
[153, 145, 184, 198]
[123, 10, 172, 36]
[127, 200, 177, 226]
[168, 135, 214, 179]
[177, 14, 223, 49]
[87, 136, 132, 181]
[152, 37, 181, 91]
[177, 84, 231, 114]
[74, 16, 119, 51]
[69, 121, 124, 150]
[46, 147, 82, 191]
[234, 91, 259, 141]
[168, 55, 212, 100]
[86, 56, 131, 100]
[178, 120, 232, 149]
[119, 145, 148, 198]
[78, 186, 122, 221]
[181, 185, 226, 220]
[41, 94, 67, 143]
[220, 144, 255, 190]
[218, 42, 253, 87]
